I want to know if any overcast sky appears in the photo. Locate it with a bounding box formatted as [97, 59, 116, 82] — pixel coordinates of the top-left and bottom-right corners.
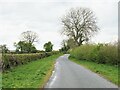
[0, 0, 118, 50]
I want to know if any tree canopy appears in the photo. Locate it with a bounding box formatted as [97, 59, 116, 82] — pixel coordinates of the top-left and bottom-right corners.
[59, 40, 70, 53]
[0, 44, 9, 53]
[61, 7, 99, 46]
[14, 31, 39, 53]
[44, 41, 53, 52]
[14, 41, 37, 53]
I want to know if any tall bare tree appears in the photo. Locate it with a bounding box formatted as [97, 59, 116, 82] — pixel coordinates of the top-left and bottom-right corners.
[61, 7, 99, 46]
[21, 31, 39, 44]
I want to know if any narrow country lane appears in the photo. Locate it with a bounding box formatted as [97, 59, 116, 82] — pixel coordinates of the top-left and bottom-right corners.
[45, 54, 118, 88]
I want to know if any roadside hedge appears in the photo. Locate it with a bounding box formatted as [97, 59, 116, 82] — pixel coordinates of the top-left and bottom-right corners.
[2, 51, 59, 70]
[70, 43, 119, 65]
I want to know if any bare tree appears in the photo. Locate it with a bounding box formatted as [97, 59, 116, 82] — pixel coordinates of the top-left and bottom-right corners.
[21, 31, 39, 44]
[61, 7, 99, 46]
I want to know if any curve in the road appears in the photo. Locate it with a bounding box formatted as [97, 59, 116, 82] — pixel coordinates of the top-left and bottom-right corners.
[45, 54, 118, 88]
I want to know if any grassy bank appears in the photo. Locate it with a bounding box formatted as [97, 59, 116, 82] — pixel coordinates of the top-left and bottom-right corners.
[0, 73, 2, 89]
[69, 57, 118, 85]
[2, 54, 62, 88]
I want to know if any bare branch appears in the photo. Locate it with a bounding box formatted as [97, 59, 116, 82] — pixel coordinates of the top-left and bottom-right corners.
[61, 7, 99, 46]
[21, 31, 39, 44]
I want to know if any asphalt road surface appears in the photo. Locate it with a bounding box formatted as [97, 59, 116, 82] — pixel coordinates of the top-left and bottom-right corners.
[45, 54, 118, 88]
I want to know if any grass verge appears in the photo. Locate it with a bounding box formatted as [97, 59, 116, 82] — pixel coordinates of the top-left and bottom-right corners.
[2, 54, 62, 88]
[69, 56, 118, 86]
[0, 73, 2, 89]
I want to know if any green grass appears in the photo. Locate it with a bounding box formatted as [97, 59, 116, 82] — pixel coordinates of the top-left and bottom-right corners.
[0, 72, 2, 89]
[2, 54, 62, 88]
[69, 56, 118, 86]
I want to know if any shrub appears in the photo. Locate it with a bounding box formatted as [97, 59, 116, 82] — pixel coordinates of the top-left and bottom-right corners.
[70, 44, 97, 61]
[70, 43, 119, 65]
[2, 52, 59, 70]
[97, 45, 118, 65]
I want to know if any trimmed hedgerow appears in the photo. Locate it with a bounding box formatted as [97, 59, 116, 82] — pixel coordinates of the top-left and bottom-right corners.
[2, 52, 59, 70]
[70, 43, 119, 65]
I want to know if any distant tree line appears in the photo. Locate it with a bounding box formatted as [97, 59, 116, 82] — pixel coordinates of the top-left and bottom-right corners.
[1, 31, 53, 54]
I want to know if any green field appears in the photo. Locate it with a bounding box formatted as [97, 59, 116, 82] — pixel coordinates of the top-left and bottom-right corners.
[2, 54, 62, 88]
[69, 57, 118, 85]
